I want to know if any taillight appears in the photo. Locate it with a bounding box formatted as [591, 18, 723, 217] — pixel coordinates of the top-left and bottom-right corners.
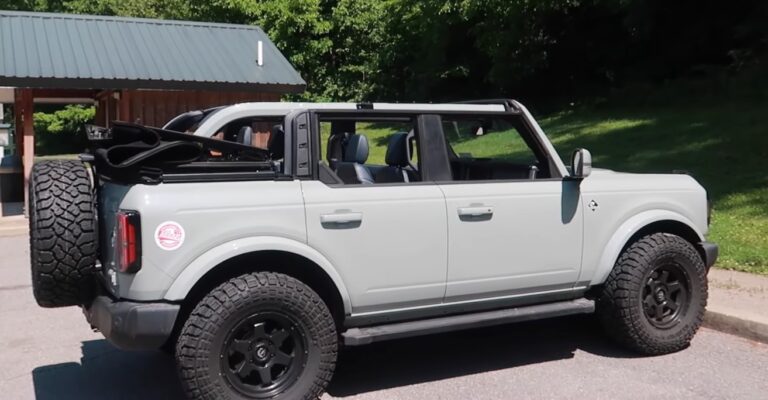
[116, 210, 141, 273]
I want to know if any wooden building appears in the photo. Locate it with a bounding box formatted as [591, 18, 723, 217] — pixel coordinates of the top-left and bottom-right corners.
[0, 11, 305, 214]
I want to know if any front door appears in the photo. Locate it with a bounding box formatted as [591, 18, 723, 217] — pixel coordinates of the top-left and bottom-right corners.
[436, 113, 584, 303]
[440, 180, 583, 301]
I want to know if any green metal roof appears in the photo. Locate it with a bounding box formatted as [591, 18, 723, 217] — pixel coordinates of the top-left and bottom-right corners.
[0, 11, 305, 93]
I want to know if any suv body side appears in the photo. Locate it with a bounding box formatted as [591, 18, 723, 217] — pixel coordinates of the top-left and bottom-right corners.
[51, 100, 717, 397]
[102, 102, 711, 328]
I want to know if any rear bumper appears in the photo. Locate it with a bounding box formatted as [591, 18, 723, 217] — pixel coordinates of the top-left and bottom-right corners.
[84, 295, 180, 350]
[698, 241, 719, 269]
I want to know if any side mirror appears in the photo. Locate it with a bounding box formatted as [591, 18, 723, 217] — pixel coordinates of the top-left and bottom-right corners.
[571, 148, 592, 179]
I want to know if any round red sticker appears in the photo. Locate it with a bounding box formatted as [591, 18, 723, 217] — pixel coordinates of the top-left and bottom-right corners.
[154, 221, 185, 251]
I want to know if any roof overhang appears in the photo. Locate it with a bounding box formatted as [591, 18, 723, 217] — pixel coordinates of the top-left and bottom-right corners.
[0, 77, 305, 94]
[0, 11, 306, 94]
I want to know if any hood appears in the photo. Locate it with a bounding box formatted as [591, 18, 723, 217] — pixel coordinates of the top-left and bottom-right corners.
[583, 168, 705, 193]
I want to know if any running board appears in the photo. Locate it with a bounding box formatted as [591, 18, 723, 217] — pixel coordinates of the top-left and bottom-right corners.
[342, 298, 594, 346]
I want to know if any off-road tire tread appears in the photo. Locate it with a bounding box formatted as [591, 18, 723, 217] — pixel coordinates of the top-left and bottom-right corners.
[29, 160, 97, 308]
[176, 272, 337, 400]
[597, 233, 707, 355]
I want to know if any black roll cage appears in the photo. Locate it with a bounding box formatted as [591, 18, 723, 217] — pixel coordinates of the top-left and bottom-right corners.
[299, 102, 562, 183]
[85, 99, 562, 184]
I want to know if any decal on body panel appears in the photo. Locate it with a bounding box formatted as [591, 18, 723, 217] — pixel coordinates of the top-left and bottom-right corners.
[155, 221, 185, 251]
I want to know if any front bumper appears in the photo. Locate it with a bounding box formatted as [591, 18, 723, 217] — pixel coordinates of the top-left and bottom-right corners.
[84, 295, 180, 350]
[698, 241, 719, 269]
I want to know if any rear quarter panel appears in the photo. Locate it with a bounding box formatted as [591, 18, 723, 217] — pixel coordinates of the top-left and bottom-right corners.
[104, 180, 307, 300]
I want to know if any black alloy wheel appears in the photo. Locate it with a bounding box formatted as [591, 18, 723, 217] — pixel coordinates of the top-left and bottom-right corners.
[222, 312, 308, 398]
[641, 264, 690, 329]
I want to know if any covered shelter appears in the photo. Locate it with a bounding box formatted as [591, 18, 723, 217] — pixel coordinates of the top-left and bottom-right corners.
[0, 10, 305, 215]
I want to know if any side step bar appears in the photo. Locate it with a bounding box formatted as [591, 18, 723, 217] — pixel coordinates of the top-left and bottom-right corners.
[342, 298, 594, 346]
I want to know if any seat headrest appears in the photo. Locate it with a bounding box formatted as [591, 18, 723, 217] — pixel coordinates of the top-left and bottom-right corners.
[327, 132, 350, 165]
[237, 126, 253, 147]
[268, 124, 285, 159]
[344, 134, 369, 164]
[385, 132, 411, 167]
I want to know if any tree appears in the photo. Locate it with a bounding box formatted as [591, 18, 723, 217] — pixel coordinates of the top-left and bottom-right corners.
[33, 105, 95, 155]
[4, 0, 766, 103]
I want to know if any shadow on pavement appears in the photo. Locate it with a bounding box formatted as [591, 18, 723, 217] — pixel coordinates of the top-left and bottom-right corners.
[30, 315, 635, 399]
[327, 315, 637, 397]
[32, 340, 184, 400]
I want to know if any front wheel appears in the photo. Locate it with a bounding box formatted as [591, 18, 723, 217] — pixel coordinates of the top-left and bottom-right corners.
[176, 272, 337, 399]
[596, 233, 708, 355]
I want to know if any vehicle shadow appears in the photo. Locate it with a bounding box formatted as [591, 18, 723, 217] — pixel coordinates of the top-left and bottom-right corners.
[31, 340, 185, 400]
[328, 314, 637, 397]
[30, 315, 635, 399]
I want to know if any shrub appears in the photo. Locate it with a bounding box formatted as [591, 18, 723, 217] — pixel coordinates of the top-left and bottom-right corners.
[33, 105, 95, 156]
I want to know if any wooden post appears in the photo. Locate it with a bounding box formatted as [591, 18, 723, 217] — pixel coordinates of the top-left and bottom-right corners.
[13, 89, 23, 156]
[119, 89, 131, 123]
[20, 89, 34, 216]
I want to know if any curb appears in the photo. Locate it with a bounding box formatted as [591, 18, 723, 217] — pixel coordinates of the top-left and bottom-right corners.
[0, 227, 27, 238]
[704, 310, 768, 344]
[0, 218, 27, 238]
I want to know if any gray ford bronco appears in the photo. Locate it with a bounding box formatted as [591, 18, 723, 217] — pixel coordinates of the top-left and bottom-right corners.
[29, 99, 717, 399]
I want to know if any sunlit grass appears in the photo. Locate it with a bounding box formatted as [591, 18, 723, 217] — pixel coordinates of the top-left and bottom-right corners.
[34, 154, 79, 161]
[709, 188, 768, 273]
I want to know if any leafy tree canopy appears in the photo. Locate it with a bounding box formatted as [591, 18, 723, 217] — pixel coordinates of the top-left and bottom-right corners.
[4, 0, 766, 102]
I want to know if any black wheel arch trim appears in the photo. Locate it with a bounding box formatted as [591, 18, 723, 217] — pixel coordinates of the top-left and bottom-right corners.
[697, 241, 719, 269]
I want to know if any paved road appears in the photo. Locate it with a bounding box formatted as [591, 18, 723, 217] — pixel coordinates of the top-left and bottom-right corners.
[1, 234, 767, 400]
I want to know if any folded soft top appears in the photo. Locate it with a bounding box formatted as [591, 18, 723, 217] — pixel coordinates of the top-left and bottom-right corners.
[87, 122, 273, 183]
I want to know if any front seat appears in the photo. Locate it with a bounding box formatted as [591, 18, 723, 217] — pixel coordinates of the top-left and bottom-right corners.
[375, 132, 416, 183]
[326, 132, 351, 170]
[335, 134, 374, 184]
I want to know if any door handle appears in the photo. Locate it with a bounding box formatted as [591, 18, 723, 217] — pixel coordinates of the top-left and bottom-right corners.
[457, 206, 494, 221]
[320, 212, 363, 228]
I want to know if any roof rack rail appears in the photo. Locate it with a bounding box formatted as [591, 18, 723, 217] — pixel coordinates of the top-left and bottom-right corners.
[452, 99, 519, 112]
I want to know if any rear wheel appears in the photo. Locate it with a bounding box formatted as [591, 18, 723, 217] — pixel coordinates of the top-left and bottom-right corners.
[29, 160, 97, 308]
[596, 233, 707, 355]
[176, 272, 337, 399]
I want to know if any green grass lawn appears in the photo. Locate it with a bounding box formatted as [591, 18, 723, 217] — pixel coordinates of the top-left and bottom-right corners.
[34, 154, 79, 161]
[537, 100, 768, 275]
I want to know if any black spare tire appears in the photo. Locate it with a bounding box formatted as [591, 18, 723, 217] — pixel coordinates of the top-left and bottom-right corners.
[29, 160, 98, 308]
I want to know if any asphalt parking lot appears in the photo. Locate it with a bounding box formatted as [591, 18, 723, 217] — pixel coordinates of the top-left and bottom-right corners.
[2, 234, 767, 400]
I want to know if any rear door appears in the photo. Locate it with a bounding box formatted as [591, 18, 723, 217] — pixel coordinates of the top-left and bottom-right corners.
[300, 113, 448, 315]
[436, 114, 585, 303]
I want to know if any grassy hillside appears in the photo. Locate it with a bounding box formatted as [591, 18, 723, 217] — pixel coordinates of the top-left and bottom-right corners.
[538, 99, 768, 275]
